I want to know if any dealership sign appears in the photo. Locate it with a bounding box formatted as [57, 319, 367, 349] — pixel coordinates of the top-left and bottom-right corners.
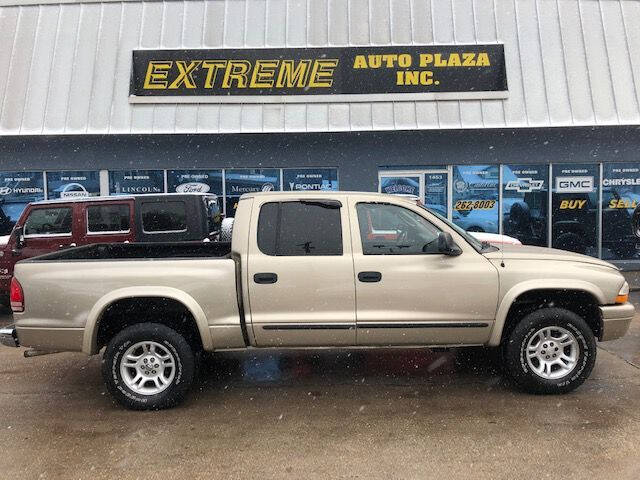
[47, 171, 100, 199]
[109, 170, 164, 195]
[0, 172, 45, 203]
[283, 168, 338, 191]
[130, 45, 507, 104]
[167, 170, 223, 195]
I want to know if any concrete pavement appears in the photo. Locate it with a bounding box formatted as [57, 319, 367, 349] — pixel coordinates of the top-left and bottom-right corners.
[0, 302, 639, 479]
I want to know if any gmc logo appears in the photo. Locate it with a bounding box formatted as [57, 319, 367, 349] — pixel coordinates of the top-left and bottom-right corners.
[555, 176, 593, 193]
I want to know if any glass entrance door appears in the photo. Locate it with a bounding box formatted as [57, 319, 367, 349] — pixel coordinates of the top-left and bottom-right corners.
[378, 169, 450, 219]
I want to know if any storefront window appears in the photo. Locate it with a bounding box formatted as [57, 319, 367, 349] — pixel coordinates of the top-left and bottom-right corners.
[424, 173, 448, 218]
[602, 163, 640, 260]
[452, 165, 499, 233]
[109, 170, 165, 196]
[167, 170, 223, 195]
[551, 163, 599, 256]
[224, 169, 280, 217]
[46, 171, 100, 199]
[502, 165, 548, 246]
[0, 172, 45, 235]
[282, 168, 338, 191]
[380, 176, 420, 196]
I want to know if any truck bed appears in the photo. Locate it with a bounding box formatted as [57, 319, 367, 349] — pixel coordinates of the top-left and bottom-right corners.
[22, 241, 232, 262]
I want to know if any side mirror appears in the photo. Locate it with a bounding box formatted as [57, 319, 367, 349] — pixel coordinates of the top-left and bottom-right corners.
[13, 226, 25, 249]
[437, 231, 462, 256]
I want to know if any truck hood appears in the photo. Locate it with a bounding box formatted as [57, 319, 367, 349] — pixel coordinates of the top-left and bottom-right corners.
[483, 244, 618, 269]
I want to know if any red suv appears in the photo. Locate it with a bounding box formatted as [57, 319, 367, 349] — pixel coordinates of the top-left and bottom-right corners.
[0, 193, 222, 303]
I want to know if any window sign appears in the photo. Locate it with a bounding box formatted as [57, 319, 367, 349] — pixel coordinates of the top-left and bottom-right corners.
[282, 168, 338, 191]
[46, 171, 100, 199]
[551, 163, 599, 256]
[424, 173, 448, 218]
[380, 176, 420, 196]
[0, 172, 45, 235]
[502, 165, 548, 246]
[601, 163, 640, 260]
[452, 165, 499, 233]
[109, 170, 165, 196]
[224, 169, 281, 217]
[167, 170, 223, 195]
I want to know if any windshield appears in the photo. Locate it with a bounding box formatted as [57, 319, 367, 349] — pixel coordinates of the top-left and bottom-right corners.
[418, 203, 486, 252]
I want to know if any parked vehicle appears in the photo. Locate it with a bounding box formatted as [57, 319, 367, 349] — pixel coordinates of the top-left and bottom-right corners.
[0, 193, 222, 303]
[0, 191, 633, 410]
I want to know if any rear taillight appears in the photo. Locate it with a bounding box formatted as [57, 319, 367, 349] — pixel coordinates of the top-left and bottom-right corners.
[10, 277, 24, 313]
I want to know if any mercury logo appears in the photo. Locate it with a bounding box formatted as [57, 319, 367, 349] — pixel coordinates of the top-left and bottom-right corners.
[261, 183, 275, 192]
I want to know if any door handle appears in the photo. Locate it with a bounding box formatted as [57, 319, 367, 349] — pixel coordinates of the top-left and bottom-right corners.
[254, 272, 278, 284]
[358, 271, 382, 283]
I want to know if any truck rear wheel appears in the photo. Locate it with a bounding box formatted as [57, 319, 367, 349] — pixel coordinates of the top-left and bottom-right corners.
[101, 323, 195, 410]
[503, 308, 596, 394]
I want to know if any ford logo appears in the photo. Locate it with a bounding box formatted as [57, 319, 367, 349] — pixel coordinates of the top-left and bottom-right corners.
[176, 182, 210, 193]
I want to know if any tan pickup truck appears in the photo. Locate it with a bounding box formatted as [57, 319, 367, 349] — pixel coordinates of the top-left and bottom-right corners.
[0, 192, 634, 410]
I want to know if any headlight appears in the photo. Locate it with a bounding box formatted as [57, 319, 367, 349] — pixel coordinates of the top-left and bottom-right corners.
[616, 282, 629, 304]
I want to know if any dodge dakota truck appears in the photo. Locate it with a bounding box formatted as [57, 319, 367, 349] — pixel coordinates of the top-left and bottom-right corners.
[0, 192, 634, 410]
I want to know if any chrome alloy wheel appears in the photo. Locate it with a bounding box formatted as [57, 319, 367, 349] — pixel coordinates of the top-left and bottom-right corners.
[525, 326, 579, 380]
[120, 341, 176, 395]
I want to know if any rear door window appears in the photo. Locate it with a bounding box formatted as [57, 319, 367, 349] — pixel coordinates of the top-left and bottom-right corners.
[257, 201, 342, 256]
[87, 204, 131, 233]
[24, 207, 72, 236]
[141, 201, 187, 233]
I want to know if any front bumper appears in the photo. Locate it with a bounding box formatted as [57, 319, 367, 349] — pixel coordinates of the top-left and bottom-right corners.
[0, 324, 18, 347]
[599, 303, 635, 341]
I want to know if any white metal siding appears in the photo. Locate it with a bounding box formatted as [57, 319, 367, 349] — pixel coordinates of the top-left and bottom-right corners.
[0, 0, 639, 135]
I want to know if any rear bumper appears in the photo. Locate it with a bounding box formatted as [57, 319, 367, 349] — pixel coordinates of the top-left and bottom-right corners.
[0, 324, 18, 347]
[599, 303, 635, 342]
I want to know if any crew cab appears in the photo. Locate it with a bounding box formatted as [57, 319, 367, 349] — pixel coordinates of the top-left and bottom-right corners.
[0, 192, 634, 410]
[0, 193, 222, 303]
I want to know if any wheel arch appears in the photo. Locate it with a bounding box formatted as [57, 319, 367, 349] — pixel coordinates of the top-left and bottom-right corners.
[488, 280, 605, 347]
[83, 286, 213, 355]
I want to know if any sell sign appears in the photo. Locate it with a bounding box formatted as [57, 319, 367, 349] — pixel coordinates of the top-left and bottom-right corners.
[130, 45, 507, 103]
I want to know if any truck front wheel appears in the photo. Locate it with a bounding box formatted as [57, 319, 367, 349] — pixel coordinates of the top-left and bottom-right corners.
[102, 323, 195, 410]
[503, 308, 596, 394]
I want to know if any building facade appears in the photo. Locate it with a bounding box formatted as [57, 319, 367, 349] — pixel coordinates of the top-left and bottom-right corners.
[1, 0, 640, 265]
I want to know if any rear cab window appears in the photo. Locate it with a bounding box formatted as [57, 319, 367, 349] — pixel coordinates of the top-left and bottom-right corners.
[23, 206, 72, 237]
[257, 200, 343, 256]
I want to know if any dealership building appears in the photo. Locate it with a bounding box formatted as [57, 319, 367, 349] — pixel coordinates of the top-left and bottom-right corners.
[1, 0, 640, 265]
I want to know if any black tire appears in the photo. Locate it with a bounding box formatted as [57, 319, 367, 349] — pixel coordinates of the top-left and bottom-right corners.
[101, 323, 195, 410]
[503, 308, 596, 394]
